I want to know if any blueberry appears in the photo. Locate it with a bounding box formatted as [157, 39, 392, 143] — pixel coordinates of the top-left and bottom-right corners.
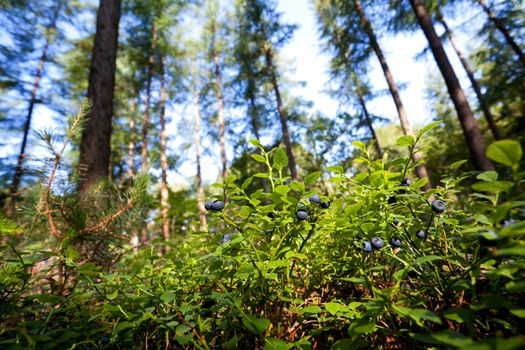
[393, 218, 399, 226]
[205, 201, 213, 211]
[268, 212, 276, 219]
[296, 210, 308, 220]
[220, 233, 232, 243]
[401, 178, 412, 186]
[416, 230, 426, 239]
[309, 194, 321, 204]
[297, 206, 307, 212]
[431, 200, 446, 213]
[101, 336, 110, 345]
[398, 178, 412, 194]
[212, 200, 225, 211]
[390, 236, 402, 247]
[388, 196, 397, 204]
[371, 237, 384, 249]
[320, 201, 330, 209]
[361, 241, 373, 252]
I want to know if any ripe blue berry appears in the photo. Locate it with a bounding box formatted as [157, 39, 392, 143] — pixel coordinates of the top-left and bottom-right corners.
[296, 210, 308, 220]
[309, 194, 321, 204]
[212, 200, 225, 211]
[371, 237, 384, 249]
[205, 201, 213, 211]
[268, 212, 276, 219]
[102, 336, 110, 345]
[431, 200, 446, 213]
[361, 241, 373, 252]
[416, 230, 426, 239]
[220, 233, 232, 243]
[401, 178, 412, 186]
[388, 196, 397, 204]
[320, 201, 330, 209]
[393, 218, 399, 226]
[390, 236, 402, 247]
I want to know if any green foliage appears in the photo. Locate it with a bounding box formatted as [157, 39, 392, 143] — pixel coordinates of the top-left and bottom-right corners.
[1, 124, 525, 348]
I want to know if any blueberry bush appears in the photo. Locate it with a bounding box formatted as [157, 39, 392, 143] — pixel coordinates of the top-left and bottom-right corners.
[1, 123, 524, 349]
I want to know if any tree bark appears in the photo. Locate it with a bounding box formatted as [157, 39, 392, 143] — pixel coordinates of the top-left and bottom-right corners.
[78, 0, 122, 195]
[159, 56, 170, 250]
[127, 97, 137, 180]
[214, 47, 227, 180]
[140, 20, 157, 173]
[9, 1, 62, 211]
[477, 0, 525, 67]
[354, 0, 431, 188]
[410, 0, 494, 171]
[263, 44, 298, 180]
[193, 82, 207, 231]
[438, 12, 501, 140]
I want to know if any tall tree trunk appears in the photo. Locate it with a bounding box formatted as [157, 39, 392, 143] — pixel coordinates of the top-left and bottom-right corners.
[193, 84, 207, 231]
[438, 12, 501, 140]
[477, 0, 525, 67]
[141, 20, 157, 173]
[410, 0, 494, 171]
[263, 44, 298, 180]
[78, 0, 122, 195]
[8, 1, 62, 212]
[159, 56, 170, 251]
[354, 0, 431, 188]
[214, 48, 227, 180]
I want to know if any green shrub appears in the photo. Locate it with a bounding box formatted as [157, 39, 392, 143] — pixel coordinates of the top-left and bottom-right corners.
[1, 123, 524, 349]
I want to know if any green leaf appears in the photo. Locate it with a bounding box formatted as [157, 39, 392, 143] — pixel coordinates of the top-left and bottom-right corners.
[352, 141, 365, 151]
[242, 315, 270, 335]
[290, 181, 305, 192]
[443, 308, 472, 324]
[393, 305, 442, 326]
[241, 177, 253, 190]
[224, 175, 237, 184]
[327, 165, 344, 174]
[472, 181, 513, 192]
[305, 171, 321, 186]
[417, 120, 441, 138]
[298, 305, 322, 314]
[412, 255, 445, 265]
[249, 139, 263, 148]
[254, 173, 269, 178]
[396, 135, 415, 147]
[264, 338, 291, 350]
[429, 330, 474, 348]
[449, 159, 468, 169]
[325, 302, 343, 316]
[510, 309, 525, 318]
[486, 140, 522, 167]
[274, 185, 290, 195]
[272, 148, 288, 171]
[251, 154, 266, 163]
[160, 291, 176, 303]
[331, 339, 354, 350]
[476, 171, 498, 182]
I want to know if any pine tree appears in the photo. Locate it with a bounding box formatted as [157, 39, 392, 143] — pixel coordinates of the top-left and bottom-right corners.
[410, 0, 494, 171]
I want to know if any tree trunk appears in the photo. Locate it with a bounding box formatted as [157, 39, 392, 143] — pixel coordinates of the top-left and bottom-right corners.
[354, 0, 431, 188]
[193, 86, 207, 231]
[477, 0, 525, 67]
[438, 12, 501, 140]
[410, 0, 494, 171]
[159, 56, 170, 251]
[140, 20, 157, 173]
[214, 49, 227, 180]
[263, 45, 298, 180]
[8, 1, 62, 211]
[78, 0, 121, 195]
